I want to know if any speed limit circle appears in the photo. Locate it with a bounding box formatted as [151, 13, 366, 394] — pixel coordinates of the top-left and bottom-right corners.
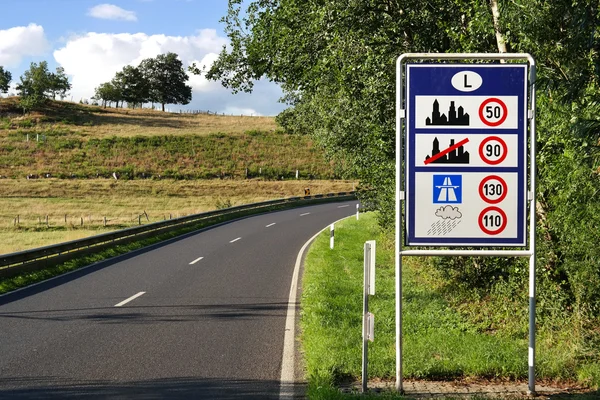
[479, 136, 508, 165]
[479, 97, 508, 126]
[478, 175, 508, 204]
[478, 206, 507, 235]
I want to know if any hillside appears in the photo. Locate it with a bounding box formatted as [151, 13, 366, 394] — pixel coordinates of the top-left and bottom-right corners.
[0, 98, 355, 254]
[0, 98, 339, 180]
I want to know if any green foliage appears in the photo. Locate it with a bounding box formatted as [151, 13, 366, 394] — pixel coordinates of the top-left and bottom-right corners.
[113, 65, 149, 108]
[94, 52, 192, 110]
[0, 66, 11, 94]
[47, 67, 71, 100]
[206, 0, 600, 322]
[94, 81, 122, 108]
[16, 61, 72, 112]
[140, 52, 192, 111]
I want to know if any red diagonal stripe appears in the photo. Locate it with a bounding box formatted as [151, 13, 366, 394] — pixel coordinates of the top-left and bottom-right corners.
[424, 138, 470, 165]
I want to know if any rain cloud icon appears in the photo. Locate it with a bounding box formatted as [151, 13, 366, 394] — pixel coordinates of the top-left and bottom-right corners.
[435, 205, 462, 220]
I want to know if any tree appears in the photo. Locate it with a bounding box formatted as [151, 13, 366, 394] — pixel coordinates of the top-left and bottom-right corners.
[17, 61, 51, 99]
[93, 81, 121, 108]
[16, 61, 52, 111]
[201, 0, 600, 320]
[15, 62, 72, 111]
[48, 67, 71, 100]
[0, 66, 11, 94]
[113, 65, 149, 109]
[141, 53, 192, 112]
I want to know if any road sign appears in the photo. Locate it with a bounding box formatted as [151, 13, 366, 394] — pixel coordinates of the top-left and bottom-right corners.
[405, 64, 527, 246]
[433, 175, 462, 203]
[479, 136, 508, 165]
[479, 175, 507, 204]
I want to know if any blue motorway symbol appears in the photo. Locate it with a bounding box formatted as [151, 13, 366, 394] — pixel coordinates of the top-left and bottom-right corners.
[433, 175, 462, 204]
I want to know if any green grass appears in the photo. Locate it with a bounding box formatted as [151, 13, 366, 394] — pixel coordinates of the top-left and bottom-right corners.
[300, 213, 600, 398]
[0, 98, 337, 180]
[0, 132, 336, 180]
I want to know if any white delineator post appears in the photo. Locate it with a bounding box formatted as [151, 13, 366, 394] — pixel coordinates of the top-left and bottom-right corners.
[356, 204, 360, 220]
[330, 224, 334, 249]
[362, 240, 376, 393]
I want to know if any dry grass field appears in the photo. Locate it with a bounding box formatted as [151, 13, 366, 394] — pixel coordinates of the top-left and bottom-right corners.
[1, 179, 356, 254]
[0, 97, 278, 137]
[0, 98, 356, 254]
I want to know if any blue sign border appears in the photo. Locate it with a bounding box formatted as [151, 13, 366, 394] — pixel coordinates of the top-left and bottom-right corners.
[405, 64, 528, 246]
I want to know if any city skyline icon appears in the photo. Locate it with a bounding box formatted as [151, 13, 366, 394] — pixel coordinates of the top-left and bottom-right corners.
[425, 137, 470, 164]
[425, 99, 470, 126]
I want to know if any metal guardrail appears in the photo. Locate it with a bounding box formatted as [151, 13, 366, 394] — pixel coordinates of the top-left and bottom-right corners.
[0, 192, 357, 278]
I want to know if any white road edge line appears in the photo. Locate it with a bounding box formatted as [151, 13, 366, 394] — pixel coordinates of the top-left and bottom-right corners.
[189, 256, 204, 265]
[266, 223, 276, 228]
[337, 204, 350, 208]
[279, 212, 356, 400]
[114, 291, 146, 307]
[299, 212, 310, 216]
[230, 237, 241, 243]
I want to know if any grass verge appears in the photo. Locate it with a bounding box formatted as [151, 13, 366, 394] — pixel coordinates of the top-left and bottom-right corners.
[300, 213, 600, 399]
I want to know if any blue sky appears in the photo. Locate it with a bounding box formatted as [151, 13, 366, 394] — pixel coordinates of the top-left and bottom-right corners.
[0, 1, 286, 116]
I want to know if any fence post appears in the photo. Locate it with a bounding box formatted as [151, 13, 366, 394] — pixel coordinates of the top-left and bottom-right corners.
[138, 215, 142, 225]
[80, 217, 83, 226]
[104, 216, 107, 227]
[46, 215, 49, 227]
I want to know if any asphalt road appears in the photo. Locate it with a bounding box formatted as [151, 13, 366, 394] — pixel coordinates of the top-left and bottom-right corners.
[0, 200, 358, 399]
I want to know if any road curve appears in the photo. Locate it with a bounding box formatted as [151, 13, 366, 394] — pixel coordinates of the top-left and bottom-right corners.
[0, 200, 358, 399]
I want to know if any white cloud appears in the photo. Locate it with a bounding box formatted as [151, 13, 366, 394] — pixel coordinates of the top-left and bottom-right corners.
[0, 24, 50, 68]
[88, 4, 138, 21]
[53, 29, 286, 115]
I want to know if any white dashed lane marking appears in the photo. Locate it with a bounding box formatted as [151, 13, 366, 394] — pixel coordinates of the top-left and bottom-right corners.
[115, 292, 146, 307]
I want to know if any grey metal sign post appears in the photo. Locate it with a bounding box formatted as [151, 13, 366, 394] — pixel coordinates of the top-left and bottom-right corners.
[395, 53, 536, 394]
